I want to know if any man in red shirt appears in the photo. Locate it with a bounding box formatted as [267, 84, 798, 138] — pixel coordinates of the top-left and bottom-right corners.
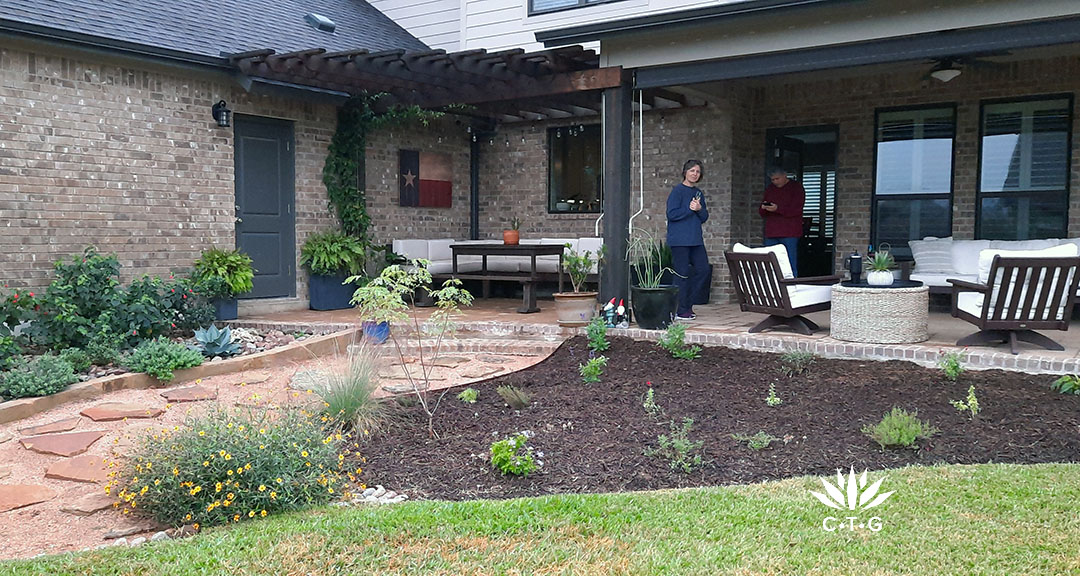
[758, 167, 805, 277]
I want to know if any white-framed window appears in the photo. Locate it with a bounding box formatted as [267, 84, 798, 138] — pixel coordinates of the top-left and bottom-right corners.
[530, 0, 624, 16]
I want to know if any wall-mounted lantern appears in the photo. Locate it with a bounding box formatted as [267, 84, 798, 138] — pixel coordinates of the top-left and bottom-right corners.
[211, 100, 232, 128]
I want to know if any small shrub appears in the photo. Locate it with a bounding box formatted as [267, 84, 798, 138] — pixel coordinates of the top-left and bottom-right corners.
[732, 431, 780, 451]
[59, 347, 92, 373]
[1051, 374, 1080, 395]
[195, 325, 240, 357]
[949, 385, 981, 419]
[0, 354, 78, 399]
[646, 417, 705, 473]
[125, 338, 203, 382]
[457, 388, 478, 404]
[496, 385, 530, 410]
[862, 407, 938, 449]
[111, 407, 349, 528]
[779, 351, 815, 377]
[489, 433, 538, 477]
[938, 350, 965, 382]
[765, 382, 783, 407]
[658, 323, 700, 360]
[83, 323, 125, 366]
[0, 335, 21, 370]
[586, 316, 609, 353]
[642, 383, 663, 419]
[579, 355, 607, 383]
[313, 342, 388, 436]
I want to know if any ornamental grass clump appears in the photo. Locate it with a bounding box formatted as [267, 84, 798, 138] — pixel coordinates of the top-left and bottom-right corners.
[110, 407, 353, 528]
[313, 341, 389, 436]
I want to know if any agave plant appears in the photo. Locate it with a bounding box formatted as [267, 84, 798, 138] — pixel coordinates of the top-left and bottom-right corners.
[194, 324, 240, 357]
[866, 250, 895, 272]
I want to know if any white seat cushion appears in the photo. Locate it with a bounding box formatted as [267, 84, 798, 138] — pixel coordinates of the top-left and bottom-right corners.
[976, 244, 1079, 284]
[485, 256, 524, 272]
[732, 242, 794, 279]
[787, 284, 831, 308]
[427, 239, 455, 263]
[910, 273, 976, 288]
[909, 236, 953, 274]
[956, 292, 984, 318]
[393, 239, 429, 261]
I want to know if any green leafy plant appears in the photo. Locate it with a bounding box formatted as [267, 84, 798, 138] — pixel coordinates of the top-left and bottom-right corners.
[195, 325, 240, 357]
[457, 388, 478, 404]
[0, 285, 40, 340]
[938, 350, 965, 382]
[862, 407, 939, 449]
[30, 247, 123, 350]
[300, 231, 368, 276]
[58, 347, 92, 373]
[658, 323, 700, 360]
[766, 382, 783, 407]
[779, 351, 815, 377]
[646, 417, 704, 473]
[642, 383, 663, 419]
[1051, 374, 1080, 395]
[579, 355, 607, 383]
[111, 407, 350, 528]
[562, 246, 596, 293]
[348, 261, 474, 437]
[489, 433, 538, 477]
[0, 354, 78, 399]
[732, 431, 781, 451]
[83, 321, 126, 366]
[866, 250, 895, 272]
[0, 335, 21, 371]
[627, 229, 676, 288]
[496, 385, 530, 410]
[949, 385, 981, 419]
[125, 338, 204, 382]
[311, 341, 388, 436]
[508, 217, 521, 231]
[586, 316, 609, 353]
[193, 248, 255, 298]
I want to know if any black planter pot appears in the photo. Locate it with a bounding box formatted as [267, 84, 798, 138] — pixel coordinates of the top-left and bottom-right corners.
[630, 285, 679, 330]
[309, 273, 357, 311]
[631, 266, 674, 288]
[213, 298, 238, 321]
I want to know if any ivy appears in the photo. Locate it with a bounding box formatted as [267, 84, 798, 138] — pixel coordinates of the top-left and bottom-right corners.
[322, 93, 442, 242]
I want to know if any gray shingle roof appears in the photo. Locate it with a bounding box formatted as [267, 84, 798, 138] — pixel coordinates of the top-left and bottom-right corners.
[0, 0, 427, 61]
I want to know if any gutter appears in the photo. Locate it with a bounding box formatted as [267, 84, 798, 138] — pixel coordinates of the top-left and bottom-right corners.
[536, 0, 854, 47]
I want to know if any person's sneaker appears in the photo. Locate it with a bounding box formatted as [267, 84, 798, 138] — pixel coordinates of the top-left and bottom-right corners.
[675, 313, 696, 321]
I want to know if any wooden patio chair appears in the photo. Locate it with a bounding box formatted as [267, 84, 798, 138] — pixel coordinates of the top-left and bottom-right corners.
[949, 255, 1080, 354]
[724, 250, 841, 335]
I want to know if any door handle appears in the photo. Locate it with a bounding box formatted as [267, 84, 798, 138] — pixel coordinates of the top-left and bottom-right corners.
[235, 217, 243, 223]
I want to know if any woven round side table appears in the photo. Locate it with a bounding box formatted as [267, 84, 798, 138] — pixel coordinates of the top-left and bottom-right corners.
[830, 284, 930, 344]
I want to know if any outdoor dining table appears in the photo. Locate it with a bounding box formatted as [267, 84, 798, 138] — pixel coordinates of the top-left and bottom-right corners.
[450, 243, 565, 313]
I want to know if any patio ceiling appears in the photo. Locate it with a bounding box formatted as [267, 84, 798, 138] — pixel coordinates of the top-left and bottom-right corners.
[228, 45, 690, 123]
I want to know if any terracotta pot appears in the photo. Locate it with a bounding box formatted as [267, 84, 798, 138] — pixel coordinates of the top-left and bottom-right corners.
[503, 230, 519, 245]
[553, 291, 598, 327]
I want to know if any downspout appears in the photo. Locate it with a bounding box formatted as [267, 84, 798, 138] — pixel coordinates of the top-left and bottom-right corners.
[627, 89, 645, 235]
[470, 131, 480, 240]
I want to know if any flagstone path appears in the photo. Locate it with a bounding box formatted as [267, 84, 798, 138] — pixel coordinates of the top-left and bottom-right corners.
[0, 332, 564, 560]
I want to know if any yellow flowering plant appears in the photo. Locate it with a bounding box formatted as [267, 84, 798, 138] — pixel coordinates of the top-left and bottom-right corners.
[109, 407, 354, 528]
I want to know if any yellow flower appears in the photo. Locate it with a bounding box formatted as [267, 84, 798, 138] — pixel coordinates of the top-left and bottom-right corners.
[248, 510, 256, 518]
[269, 492, 277, 499]
[258, 485, 266, 492]
[227, 470, 234, 476]
[199, 431, 206, 437]
[276, 478, 283, 484]
[219, 450, 226, 457]
[224, 454, 232, 461]
[189, 486, 202, 495]
[203, 461, 209, 467]
[233, 514, 240, 522]
[227, 423, 233, 429]
[193, 523, 200, 531]
[184, 514, 192, 521]
[259, 428, 266, 435]
[215, 483, 223, 492]
[154, 479, 161, 486]
[260, 510, 267, 517]
[301, 450, 309, 458]
[228, 493, 235, 500]
[244, 463, 251, 470]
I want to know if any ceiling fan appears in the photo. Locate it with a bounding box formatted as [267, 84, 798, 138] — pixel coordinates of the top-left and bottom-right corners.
[925, 54, 1005, 83]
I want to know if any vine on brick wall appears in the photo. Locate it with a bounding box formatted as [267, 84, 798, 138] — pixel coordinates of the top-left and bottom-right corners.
[322, 92, 441, 242]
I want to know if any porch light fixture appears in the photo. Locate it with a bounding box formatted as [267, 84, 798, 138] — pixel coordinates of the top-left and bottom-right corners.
[929, 61, 962, 83]
[211, 100, 232, 128]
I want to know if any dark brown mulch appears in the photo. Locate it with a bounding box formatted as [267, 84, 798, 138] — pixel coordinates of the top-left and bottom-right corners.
[360, 336, 1080, 501]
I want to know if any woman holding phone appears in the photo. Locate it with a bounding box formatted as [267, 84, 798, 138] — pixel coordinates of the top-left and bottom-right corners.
[666, 159, 709, 321]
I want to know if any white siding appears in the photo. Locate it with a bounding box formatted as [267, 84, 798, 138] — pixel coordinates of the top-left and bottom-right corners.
[369, 0, 463, 51]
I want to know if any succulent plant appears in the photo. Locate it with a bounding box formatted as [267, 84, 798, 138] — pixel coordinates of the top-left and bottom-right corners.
[194, 324, 240, 357]
[866, 251, 895, 272]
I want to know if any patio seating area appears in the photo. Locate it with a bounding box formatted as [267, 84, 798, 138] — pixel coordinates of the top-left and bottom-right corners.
[238, 298, 1080, 375]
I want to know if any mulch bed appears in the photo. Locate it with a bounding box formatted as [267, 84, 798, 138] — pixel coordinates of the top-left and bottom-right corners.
[360, 336, 1080, 500]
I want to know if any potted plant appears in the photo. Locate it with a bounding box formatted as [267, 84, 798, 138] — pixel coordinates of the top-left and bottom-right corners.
[627, 230, 679, 330]
[503, 217, 521, 246]
[553, 245, 598, 327]
[866, 250, 895, 286]
[193, 247, 255, 321]
[300, 231, 368, 311]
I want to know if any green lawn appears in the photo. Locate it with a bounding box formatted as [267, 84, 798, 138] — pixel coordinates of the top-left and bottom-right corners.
[6, 463, 1079, 575]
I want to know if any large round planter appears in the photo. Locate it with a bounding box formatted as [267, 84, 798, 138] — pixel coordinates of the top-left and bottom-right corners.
[308, 273, 357, 311]
[866, 270, 895, 286]
[553, 291, 598, 327]
[631, 285, 679, 330]
[213, 298, 238, 321]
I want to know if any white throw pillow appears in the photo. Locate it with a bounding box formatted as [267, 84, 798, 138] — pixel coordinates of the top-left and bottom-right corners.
[952, 240, 992, 276]
[976, 243, 1078, 284]
[908, 236, 953, 274]
[732, 242, 794, 279]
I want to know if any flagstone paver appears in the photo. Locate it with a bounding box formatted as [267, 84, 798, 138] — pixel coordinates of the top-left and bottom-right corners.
[21, 430, 107, 457]
[81, 403, 164, 422]
[60, 492, 115, 517]
[235, 371, 272, 385]
[0, 484, 57, 512]
[19, 417, 81, 436]
[161, 385, 217, 402]
[460, 365, 502, 379]
[45, 454, 110, 483]
[431, 356, 469, 368]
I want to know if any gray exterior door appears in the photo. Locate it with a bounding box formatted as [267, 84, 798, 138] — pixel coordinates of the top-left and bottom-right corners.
[234, 116, 295, 299]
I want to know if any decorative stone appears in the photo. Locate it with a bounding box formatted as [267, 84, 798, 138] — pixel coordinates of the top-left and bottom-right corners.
[0, 431, 11, 444]
[371, 485, 386, 498]
[150, 531, 171, 542]
[461, 365, 501, 379]
[112, 538, 128, 547]
[361, 487, 375, 498]
[60, 492, 115, 516]
[104, 527, 142, 539]
[45, 455, 110, 483]
[81, 403, 164, 422]
[160, 385, 217, 402]
[129, 537, 146, 546]
[0, 484, 57, 512]
[431, 356, 469, 368]
[289, 370, 326, 392]
[237, 371, 272, 385]
[19, 417, 81, 436]
[21, 430, 106, 457]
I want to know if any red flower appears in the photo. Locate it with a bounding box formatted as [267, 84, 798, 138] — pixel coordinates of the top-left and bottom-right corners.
[646, 381, 652, 387]
[132, 330, 137, 335]
[182, 294, 186, 299]
[171, 323, 176, 328]
[28, 292, 33, 297]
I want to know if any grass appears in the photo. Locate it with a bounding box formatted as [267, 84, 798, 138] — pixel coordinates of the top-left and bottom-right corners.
[6, 463, 1079, 575]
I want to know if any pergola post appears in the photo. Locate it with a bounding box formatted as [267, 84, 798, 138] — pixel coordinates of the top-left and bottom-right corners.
[601, 71, 633, 305]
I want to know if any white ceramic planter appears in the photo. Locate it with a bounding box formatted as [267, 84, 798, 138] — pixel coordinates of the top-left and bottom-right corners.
[866, 270, 894, 286]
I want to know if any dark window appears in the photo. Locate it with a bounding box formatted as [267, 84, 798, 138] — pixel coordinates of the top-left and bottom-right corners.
[530, 0, 623, 16]
[548, 124, 602, 213]
[872, 106, 955, 257]
[977, 96, 1072, 239]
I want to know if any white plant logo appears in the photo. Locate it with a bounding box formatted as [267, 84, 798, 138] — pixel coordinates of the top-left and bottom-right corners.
[811, 467, 894, 532]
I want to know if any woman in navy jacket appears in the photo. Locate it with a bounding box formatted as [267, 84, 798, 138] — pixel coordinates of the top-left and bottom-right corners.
[666, 159, 709, 320]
